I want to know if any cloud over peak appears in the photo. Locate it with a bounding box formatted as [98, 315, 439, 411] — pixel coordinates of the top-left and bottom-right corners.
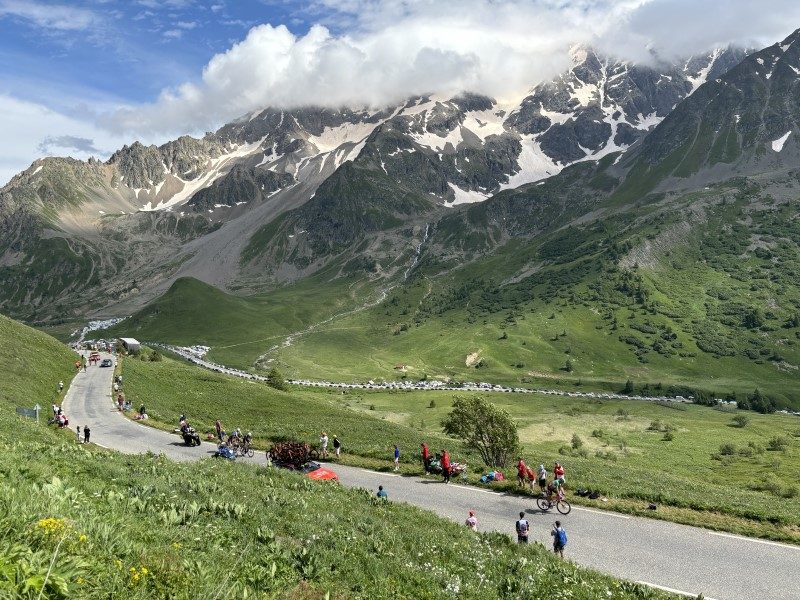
[99, 0, 800, 138]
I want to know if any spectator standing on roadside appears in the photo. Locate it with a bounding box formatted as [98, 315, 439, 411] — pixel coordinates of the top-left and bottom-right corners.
[516, 457, 527, 488]
[320, 432, 329, 458]
[76, 425, 81, 443]
[551, 521, 567, 558]
[376, 485, 388, 500]
[215, 419, 224, 440]
[421, 442, 430, 472]
[393, 444, 400, 471]
[83, 425, 90, 444]
[441, 449, 451, 483]
[515, 512, 530, 544]
[537, 464, 548, 492]
[332, 435, 341, 457]
[554, 462, 565, 483]
[58, 380, 64, 393]
[465, 511, 478, 531]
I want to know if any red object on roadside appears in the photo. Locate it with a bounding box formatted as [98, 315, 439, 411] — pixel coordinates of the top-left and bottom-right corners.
[305, 467, 339, 481]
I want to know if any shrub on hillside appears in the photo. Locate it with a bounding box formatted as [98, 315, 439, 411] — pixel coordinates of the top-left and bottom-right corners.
[732, 415, 750, 428]
[767, 436, 790, 452]
[265, 367, 287, 391]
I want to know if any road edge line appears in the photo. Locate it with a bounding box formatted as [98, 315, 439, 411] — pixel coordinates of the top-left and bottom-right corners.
[637, 581, 718, 600]
[708, 531, 800, 550]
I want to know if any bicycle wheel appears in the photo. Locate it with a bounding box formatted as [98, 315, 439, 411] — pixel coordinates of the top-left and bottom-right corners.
[556, 500, 571, 515]
[536, 498, 551, 512]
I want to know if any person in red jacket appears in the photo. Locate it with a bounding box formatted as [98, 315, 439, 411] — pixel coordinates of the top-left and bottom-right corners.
[441, 449, 451, 483]
[516, 457, 527, 488]
[525, 465, 537, 490]
[554, 462, 565, 483]
[421, 443, 430, 473]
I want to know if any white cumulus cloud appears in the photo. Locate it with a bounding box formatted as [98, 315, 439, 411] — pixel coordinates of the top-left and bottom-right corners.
[99, 0, 800, 137]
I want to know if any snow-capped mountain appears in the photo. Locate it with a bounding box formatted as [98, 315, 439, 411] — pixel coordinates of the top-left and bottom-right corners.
[0, 45, 749, 319]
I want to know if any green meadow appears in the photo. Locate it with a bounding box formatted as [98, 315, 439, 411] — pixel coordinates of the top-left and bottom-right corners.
[122, 351, 800, 543]
[0, 313, 674, 599]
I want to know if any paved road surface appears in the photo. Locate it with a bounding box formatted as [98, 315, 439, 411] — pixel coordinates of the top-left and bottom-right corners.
[64, 353, 799, 600]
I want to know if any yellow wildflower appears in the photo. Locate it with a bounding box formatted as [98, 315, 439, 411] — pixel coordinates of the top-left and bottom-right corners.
[35, 518, 67, 536]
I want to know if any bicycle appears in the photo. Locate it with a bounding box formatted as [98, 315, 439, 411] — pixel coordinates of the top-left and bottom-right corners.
[236, 440, 255, 458]
[536, 495, 571, 515]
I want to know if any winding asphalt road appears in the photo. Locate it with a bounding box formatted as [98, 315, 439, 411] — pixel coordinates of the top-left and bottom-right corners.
[64, 353, 799, 600]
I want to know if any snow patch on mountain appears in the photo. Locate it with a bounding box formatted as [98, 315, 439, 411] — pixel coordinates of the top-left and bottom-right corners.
[446, 183, 489, 205]
[141, 137, 267, 211]
[500, 135, 559, 190]
[412, 125, 464, 152]
[308, 121, 377, 153]
[686, 48, 722, 93]
[462, 109, 506, 141]
[772, 131, 792, 152]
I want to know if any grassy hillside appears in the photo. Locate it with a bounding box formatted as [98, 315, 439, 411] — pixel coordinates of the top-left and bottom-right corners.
[0, 313, 75, 410]
[2, 417, 675, 599]
[123, 351, 800, 543]
[102, 273, 382, 368]
[0, 315, 673, 599]
[109, 172, 800, 409]
[277, 181, 800, 407]
[120, 352, 460, 462]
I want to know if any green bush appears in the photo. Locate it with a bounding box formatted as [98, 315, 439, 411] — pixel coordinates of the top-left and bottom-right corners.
[767, 436, 790, 452]
[732, 415, 750, 428]
[719, 443, 737, 456]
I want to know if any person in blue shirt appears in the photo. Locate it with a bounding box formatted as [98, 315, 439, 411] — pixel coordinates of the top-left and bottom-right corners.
[393, 445, 400, 472]
[551, 520, 567, 557]
[376, 485, 388, 500]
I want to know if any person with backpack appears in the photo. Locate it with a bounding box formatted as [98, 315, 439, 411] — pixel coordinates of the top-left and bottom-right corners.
[551, 521, 567, 557]
[515, 512, 530, 544]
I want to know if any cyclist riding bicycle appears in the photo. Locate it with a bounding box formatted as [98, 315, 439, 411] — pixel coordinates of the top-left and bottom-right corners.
[546, 478, 565, 503]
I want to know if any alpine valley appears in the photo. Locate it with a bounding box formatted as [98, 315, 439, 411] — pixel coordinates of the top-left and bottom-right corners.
[4, 34, 800, 408]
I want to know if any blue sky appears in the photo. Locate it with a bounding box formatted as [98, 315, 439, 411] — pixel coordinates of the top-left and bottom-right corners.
[1, 0, 799, 185]
[0, 1, 325, 109]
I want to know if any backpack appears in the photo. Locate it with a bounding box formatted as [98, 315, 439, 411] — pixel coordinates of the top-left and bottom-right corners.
[516, 519, 529, 536]
[556, 528, 567, 546]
